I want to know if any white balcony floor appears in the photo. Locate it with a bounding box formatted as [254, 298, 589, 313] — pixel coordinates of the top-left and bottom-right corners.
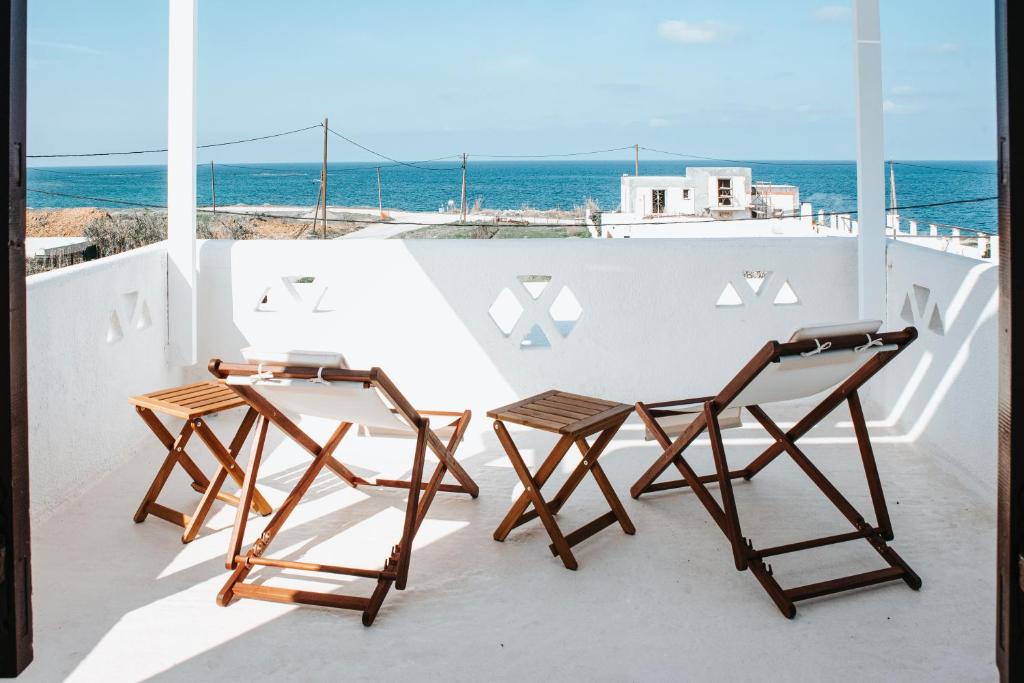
[23, 403, 994, 682]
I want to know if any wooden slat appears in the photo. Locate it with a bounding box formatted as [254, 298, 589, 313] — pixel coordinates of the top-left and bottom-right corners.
[784, 567, 906, 602]
[509, 405, 573, 425]
[542, 394, 607, 413]
[503, 409, 570, 432]
[184, 395, 247, 416]
[530, 399, 594, 420]
[146, 502, 189, 528]
[561, 404, 633, 436]
[175, 386, 236, 407]
[236, 556, 389, 580]
[548, 511, 618, 554]
[163, 384, 228, 404]
[231, 584, 370, 611]
[552, 391, 618, 408]
[144, 381, 211, 401]
[486, 390, 560, 420]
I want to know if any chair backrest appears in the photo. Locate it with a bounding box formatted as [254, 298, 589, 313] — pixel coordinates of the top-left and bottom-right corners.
[723, 320, 909, 409]
[226, 376, 413, 431]
[222, 348, 413, 432]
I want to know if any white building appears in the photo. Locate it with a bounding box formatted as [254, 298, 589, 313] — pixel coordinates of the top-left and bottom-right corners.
[618, 167, 754, 218]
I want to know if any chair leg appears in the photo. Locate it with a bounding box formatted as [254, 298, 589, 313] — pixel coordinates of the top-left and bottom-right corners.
[219, 421, 352, 605]
[848, 390, 894, 540]
[182, 407, 264, 544]
[133, 421, 194, 524]
[225, 415, 271, 569]
[396, 421, 427, 590]
[493, 421, 577, 570]
[493, 432, 575, 541]
[192, 413, 273, 516]
[705, 403, 747, 571]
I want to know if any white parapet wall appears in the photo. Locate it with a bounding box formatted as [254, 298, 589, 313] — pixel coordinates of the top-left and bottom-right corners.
[195, 238, 858, 411]
[26, 243, 183, 519]
[869, 240, 998, 493]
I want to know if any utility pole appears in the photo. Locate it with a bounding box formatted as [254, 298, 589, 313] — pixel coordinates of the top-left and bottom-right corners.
[376, 166, 383, 218]
[889, 160, 898, 228]
[460, 153, 468, 223]
[210, 160, 217, 213]
[320, 117, 329, 238]
[635, 144, 639, 176]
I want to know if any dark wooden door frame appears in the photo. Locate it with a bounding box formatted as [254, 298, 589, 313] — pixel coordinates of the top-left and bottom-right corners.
[997, 0, 1023, 679]
[2, 0, 32, 677]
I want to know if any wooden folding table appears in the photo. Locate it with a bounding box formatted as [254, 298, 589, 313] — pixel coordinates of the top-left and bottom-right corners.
[490, 390, 635, 570]
[130, 381, 273, 543]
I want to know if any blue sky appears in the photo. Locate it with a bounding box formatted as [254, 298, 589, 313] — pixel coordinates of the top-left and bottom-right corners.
[27, 1, 995, 165]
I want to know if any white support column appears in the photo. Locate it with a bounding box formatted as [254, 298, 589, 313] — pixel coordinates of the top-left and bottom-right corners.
[853, 0, 885, 321]
[167, 0, 198, 366]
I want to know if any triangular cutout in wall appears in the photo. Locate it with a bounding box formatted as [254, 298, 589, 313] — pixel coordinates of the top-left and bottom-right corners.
[900, 293, 915, 324]
[928, 306, 945, 336]
[107, 312, 124, 344]
[520, 324, 551, 349]
[716, 282, 743, 307]
[773, 280, 799, 305]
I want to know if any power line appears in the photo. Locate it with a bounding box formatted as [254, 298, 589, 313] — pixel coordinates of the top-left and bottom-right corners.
[326, 127, 461, 171]
[890, 161, 997, 176]
[640, 147, 857, 167]
[469, 146, 635, 159]
[25, 187, 997, 231]
[26, 123, 323, 159]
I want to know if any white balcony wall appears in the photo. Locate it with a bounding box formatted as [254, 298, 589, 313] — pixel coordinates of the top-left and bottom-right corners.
[26, 243, 183, 518]
[869, 240, 999, 493]
[195, 238, 858, 411]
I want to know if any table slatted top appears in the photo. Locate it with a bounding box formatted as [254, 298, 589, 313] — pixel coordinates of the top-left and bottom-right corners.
[129, 381, 246, 420]
[487, 390, 633, 437]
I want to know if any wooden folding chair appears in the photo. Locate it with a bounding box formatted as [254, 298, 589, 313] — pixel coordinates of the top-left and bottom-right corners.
[209, 354, 479, 626]
[130, 381, 273, 543]
[631, 322, 922, 618]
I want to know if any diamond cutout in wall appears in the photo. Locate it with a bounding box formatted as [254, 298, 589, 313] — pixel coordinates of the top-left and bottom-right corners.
[548, 286, 582, 337]
[518, 275, 551, 300]
[773, 280, 799, 305]
[900, 293, 915, 324]
[520, 324, 551, 349]
[716, 282, 743, 307]
[107, 312, 124, 344]
[488, 288, 524, 336]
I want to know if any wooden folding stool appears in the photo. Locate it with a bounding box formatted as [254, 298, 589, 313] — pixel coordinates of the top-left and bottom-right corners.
[209, 358, 479, 626]
[130, 381, 273, 543]
[491, 390, 635, 570]
[631, 324, 922, 617]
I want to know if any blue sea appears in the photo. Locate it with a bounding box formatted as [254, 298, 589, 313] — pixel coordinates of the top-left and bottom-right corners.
[26, 159, 998, 233]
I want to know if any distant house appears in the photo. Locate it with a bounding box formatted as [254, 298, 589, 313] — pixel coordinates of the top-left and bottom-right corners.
[618, 167, 753, 219]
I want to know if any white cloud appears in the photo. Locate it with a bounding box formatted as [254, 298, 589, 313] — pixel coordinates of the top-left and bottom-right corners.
[657, 20, 731, 44]
[883, 99, 917, 115]
[890, 85, 914, 96]
[648, 117, 675, 129]
[813, 6, 852, 23]
[29, 39, 103, 55]
[933, 42, 961, 54]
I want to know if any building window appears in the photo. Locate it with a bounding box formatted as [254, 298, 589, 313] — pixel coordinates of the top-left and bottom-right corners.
[652, 189, 666, 213]
[718, 178, 733, 206]
[682, 188, 691, 199]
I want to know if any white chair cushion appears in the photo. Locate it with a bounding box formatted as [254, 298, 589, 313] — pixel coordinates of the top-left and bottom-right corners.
[241, 347, 348, 369]
[788, 319, 881, 342]
[644, 407, 743, 441]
